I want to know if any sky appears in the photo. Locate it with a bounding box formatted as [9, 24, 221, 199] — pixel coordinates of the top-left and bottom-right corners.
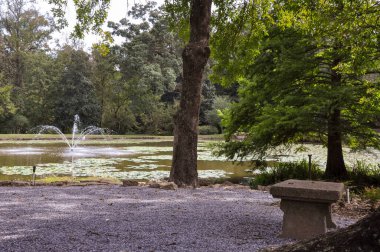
[37, 0, 165, 50]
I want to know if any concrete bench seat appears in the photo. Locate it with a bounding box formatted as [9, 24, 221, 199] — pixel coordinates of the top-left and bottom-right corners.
[270, 179, 345, 240]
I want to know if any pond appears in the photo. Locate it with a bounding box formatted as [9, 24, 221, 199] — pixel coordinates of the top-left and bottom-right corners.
[0, 136, 252, 182]
[1, 136, 379, 183]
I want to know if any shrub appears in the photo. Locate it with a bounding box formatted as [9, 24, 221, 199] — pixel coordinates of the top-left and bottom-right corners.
[4, 114, 30, 133]
[248, 159, 380, 189]
[347, 161, 380, 188]
[249, 160, 324, 189]
[362, 187, 380, 203]
[198, 125, 219, 135]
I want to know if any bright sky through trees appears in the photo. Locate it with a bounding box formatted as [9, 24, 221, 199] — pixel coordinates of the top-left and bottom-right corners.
[38, 0, 165, 49]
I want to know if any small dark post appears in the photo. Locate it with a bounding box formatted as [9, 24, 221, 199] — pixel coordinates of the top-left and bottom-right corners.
[308, 154, 312, 180]
[32, 166, 36, 186]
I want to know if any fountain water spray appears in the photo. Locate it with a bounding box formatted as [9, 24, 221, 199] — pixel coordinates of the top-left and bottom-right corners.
[35, 114, 108, 151]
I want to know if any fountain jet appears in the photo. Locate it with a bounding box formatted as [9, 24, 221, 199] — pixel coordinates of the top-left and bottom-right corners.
[35, 115, 108, 150]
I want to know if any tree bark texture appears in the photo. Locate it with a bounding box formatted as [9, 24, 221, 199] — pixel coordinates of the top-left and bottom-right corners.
[325, 108, 347, 179]
[325, 61, 348, 179]
[170, 0, 212, 187]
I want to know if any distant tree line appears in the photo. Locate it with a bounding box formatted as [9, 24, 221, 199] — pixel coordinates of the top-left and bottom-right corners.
[0, 0, 233, 134]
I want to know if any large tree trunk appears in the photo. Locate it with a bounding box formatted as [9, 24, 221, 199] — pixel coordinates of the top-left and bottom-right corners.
[325, 60, 348, 179]
[170, 0, 212, 187]
[325, 108, 347, 179]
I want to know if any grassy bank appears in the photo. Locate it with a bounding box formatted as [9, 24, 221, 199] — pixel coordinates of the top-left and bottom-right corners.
[248, 160, 380, 202]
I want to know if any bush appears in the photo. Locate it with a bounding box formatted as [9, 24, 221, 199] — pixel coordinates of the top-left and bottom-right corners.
[198, 125, 219, 135]
[249, 160, 324, 189]
[362, 187, 380, 203]
[248, 159, 380, 190]
[347, 161, 380, 188]
[4, 114, 30, 133]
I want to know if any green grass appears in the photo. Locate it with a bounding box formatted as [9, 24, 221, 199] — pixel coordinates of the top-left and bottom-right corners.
[362, 187, 380, 203]
[248, 160, 324, 189]
[347, 161, 380, 189]
[248, 160, 380, 199]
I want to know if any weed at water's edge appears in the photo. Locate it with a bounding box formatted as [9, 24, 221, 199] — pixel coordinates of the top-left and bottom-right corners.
[347, 161, 380, 189]
[248, 160, 324, 189]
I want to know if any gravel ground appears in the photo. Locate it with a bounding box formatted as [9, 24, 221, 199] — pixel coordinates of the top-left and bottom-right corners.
[0, 186, 356, 252]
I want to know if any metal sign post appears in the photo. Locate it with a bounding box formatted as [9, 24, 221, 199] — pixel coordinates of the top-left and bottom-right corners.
[32, 166, 36, 186]
[308, 154, 312, 180]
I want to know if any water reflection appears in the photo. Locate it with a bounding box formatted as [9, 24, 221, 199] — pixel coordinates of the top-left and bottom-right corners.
[0, 140, 251, 181]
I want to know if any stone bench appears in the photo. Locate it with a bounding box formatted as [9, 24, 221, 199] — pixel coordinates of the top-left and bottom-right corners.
[270, 179, 344, 240]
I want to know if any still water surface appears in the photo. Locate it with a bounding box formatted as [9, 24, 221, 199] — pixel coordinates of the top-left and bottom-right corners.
[3, 137, 380, 182]
[0, 138, 251, 182]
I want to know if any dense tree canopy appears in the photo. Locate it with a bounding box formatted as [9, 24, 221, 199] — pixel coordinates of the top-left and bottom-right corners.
[213, 0, 380, 179]
[0, 0, 230, 134]
[4, 0, 378, 182]
[0, 0, 53, 89]
[52, 46, 101, 132]
[107, 2, 182, 134]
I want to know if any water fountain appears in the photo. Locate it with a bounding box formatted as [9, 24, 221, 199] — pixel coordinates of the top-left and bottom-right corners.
[32, 115, 123, 177]
[0, 115, 248, 182]
[36, 114, 109, 151]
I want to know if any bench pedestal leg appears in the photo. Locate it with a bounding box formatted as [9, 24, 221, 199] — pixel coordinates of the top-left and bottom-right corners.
[280, 200, 333, 240]
[326, 204, 336, 228]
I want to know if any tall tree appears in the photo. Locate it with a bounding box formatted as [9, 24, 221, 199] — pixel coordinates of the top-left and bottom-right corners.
[167, 0, 211, 187]
[213, 0, 380, 179]
[105, 2, 182, 134]
[21, 51, 58, 126]
[0, 75, 15, 123]
[91, 49, 118, 128]
[51, 46, 101, 132]
[164, 0, 263, 186]
[0, 0, 55, 132]
[0, 0, 53, 88]
[47, 0, 251, 185]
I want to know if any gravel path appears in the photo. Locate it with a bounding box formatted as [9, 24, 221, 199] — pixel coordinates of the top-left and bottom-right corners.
[0, 186, 355, 252]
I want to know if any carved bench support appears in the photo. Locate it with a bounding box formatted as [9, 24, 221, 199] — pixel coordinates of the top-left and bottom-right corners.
[270, 179, 344, 240]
